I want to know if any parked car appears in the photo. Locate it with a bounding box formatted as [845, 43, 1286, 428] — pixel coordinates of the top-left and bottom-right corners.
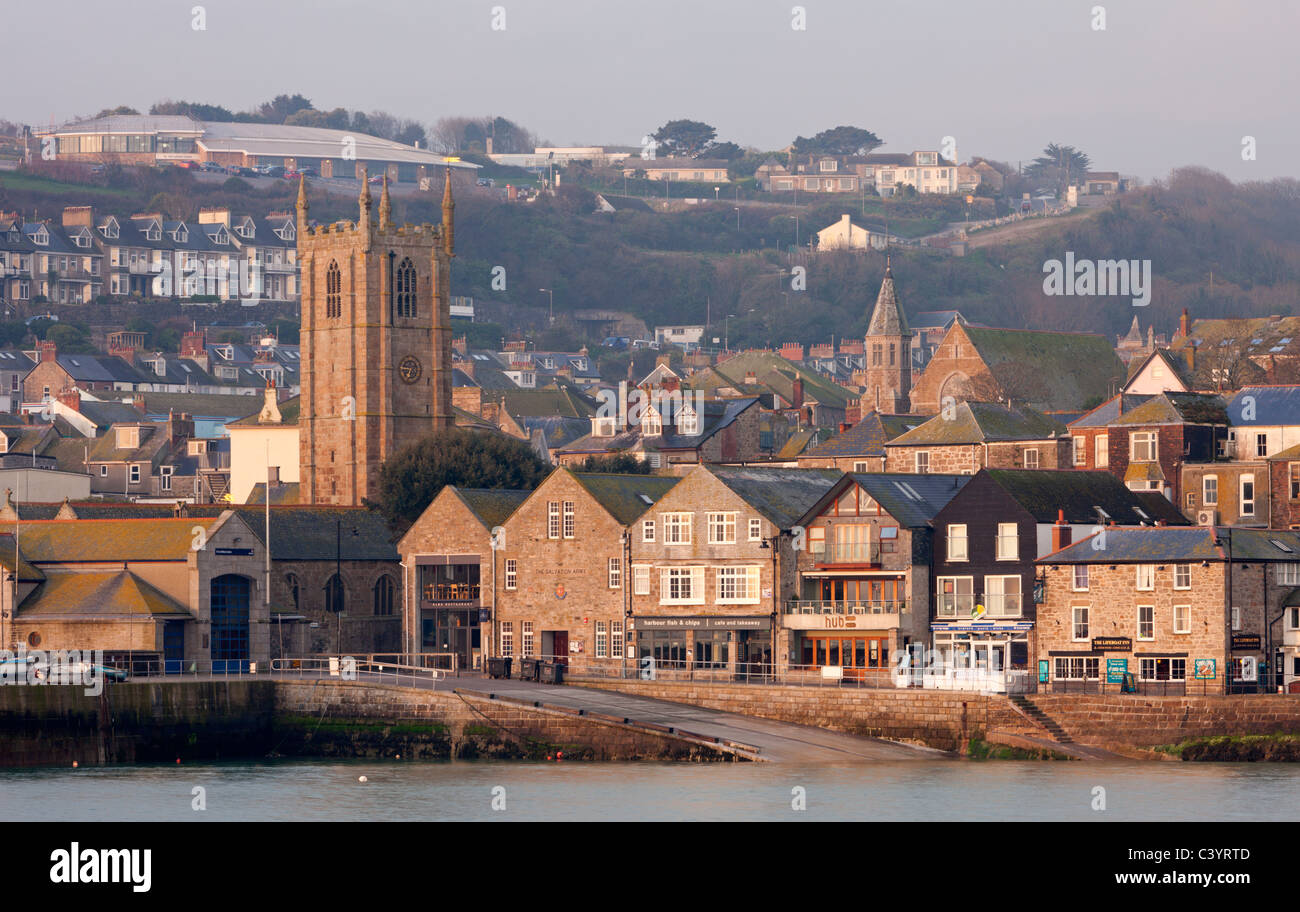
[235, 166, 259, 178]
[265, 166, 287, 178]
[367, 174, 384, 185]
[199, 161, 224, 173]
[301, 167, 318, 178]
[284, 169, 302, 180]
[32, 659, 127, 684]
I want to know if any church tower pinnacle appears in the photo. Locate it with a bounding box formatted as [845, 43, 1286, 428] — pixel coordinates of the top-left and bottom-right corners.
[378, 175, 392, 231]
[441, 166, 455, 256]
[863, 259, 912, 414]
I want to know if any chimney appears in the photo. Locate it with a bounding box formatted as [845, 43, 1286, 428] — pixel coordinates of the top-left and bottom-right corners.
[792, 376, 804, 408]
[57, 387, 81, 412]
[838, 422, 850, 432]
[780, 342, 805, 361]
[180, 330, 206, 358]
[132, 395, 146, 414]
[1188, 344, 1196, 372]
[39, 340, 56, 363]
[1180, 307, 1190, 338]
[1051, 508, 1072, 552]
[453, 335, 468, 355]
[61, 206, 93, 229]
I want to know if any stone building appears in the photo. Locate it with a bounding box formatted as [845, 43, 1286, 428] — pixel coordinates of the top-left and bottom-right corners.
[297, 171, 456, 506]
[862, 262, 912, 414]
[1037, 527, 1297, 694]
[797, 412, 927, 473]
[397, 485, 532, 668]
[882, 401, 1070, 474]
[493, 470, 681, 670]
[627, 465, 839, 679]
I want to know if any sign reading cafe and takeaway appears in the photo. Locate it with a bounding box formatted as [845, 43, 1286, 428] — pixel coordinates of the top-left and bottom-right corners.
[631, 616, 768, 631]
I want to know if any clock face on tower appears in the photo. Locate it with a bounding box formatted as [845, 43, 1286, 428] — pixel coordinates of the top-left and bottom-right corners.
[398, 355, 422, 384]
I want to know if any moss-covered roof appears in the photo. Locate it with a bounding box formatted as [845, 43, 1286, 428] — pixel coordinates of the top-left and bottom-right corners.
[984, 469, 1186, 525]
[706, 466, 842, 529]
[1111, 392, 1228, 426]
[570, 472, 682, 525]
[1041, 527, 1221, 563]
[16, 570, 190, 618]
[226, 395, 301, 427]
[701, 351, 856, 410]
[888, 401, 1066, 446]
[962, 326, 1125, 411]
[0, 517, 220, 562]
[455, 487, 532, 529]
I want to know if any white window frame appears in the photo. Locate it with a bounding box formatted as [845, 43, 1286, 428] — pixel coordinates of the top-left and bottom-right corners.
[660, 566, 705, 605]
[1276, 563, 1300, 586]
[504, 559, 517, 590]
[707, 512, 737, 545]
[662, 512, 692, 545]
[1137, 604, 1154, 641]
[611, 621, 624, 659]
[1203, 475, 1218, 506]
[1173, 604, 1191, 635]
[716, 566, 760, 604]
[1072, 605, 1089, 641]
[1130, 431, 1158, 462]
[562, 501, 575, 539]
[608, 557, 622, 589]
[642, 518, 655, 542]
[748, 518, 763, 541]
[1240, 475, 1256, 517]
[1072, 565, 1089, 591]
[915, 451, 930, 474]
[500, 622, 513, 658]
[1023, 448, 1039, 470]
[1073, 436, 1086, 467]
[1173, 564, 1191, 590]
[1231, 606, 1241, 631]
[522, 621, 534, 657]
[1135, 564, 1155, 590]
[1054, 656, 1100, 681]
[547, 502, 560, 539]
[129, 464, 141, 484]
[595, 621, 608, 658]
[947, 524, 968, 562]
[1095, 434, 1108, 468]
[995, 522, 1018, 561]
[633, 564, 650, 595]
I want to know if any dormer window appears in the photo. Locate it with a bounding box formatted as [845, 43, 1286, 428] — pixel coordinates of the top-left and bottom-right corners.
[172, 226, 188, 243]
[115, 425, 141, 450]
[74, 232, 91, 248]
[678, 407, 699, 435]
[641, 407, 662, 435]
[31, 227, 48, 246]
[100, 219, 119, 239]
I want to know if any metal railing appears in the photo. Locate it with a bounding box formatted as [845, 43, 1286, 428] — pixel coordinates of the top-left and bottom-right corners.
[935, 595, 1022, 618]
[421, 583, 481, 602]
[270, 655, 444, 686]
[814, 542, 880, 564]
[785, 599, 909, 616]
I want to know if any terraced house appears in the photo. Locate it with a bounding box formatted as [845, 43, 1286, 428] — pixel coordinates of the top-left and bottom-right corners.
[1037, 527, 1299, 694]
[627, 465, 839, 679]
[789, 472, 971, 682]
[493, 470, 680, 671]
[883, 401, 1070, 474]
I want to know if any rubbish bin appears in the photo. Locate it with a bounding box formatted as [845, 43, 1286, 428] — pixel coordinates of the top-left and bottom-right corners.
[519, 658, 539, 682]
[540, 661, 564, 685]
[486, 657, 511, 679]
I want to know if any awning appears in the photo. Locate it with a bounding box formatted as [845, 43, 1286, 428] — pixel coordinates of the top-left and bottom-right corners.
[931, 621, 1034, 632]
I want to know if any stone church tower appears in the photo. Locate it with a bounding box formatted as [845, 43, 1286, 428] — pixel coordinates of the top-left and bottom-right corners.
[297, 169, 455, 505]
[862, 259, 912, 413]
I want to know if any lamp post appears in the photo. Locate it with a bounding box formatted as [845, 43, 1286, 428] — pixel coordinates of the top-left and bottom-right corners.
[539, 287, 553, 324]
[714, 186, 719, 202]
[789, 215, 799, 250]
[333, 518, 358, 654]
[734, 206, 740, 232]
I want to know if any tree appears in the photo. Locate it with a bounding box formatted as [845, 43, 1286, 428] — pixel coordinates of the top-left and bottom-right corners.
[704, 141, 743, 160]
[96, 105, 139, 117]
[652, 120, 717, 157]
[1025, 143, 1092, 189]
[579, 453, 651, 474]
[792, 126, 883, 155]
[258, 94, 313, 124]
[371, 428, 550, 530]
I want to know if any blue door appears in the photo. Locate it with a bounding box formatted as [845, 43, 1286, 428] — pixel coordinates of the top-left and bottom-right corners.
[211, 575, 250, 673]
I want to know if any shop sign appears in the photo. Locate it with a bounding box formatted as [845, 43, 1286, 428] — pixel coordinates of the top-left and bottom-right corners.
[1091, 636, 1132, 652]
[1193, 658, 1217, 680]
[634, 616, 768, 630]
[1106, 658, 1128, 684]
[1231, 634, 1262, 651]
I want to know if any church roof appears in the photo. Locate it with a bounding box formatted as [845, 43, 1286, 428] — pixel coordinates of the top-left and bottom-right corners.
[866, 266, 909, 336]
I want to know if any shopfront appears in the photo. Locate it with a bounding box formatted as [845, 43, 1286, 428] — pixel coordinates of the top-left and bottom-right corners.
[416, 556, 484, 670]
[927, 620, 1034, 692]
[631, 615, 770, 676]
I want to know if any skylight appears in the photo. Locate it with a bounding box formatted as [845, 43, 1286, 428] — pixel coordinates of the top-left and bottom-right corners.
[1271, 539, 1294, 553]
[638, 494, 653, 505]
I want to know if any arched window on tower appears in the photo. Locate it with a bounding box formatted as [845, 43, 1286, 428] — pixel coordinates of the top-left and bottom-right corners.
[326, 260, 341, 319]
[395, 257, 417, 318]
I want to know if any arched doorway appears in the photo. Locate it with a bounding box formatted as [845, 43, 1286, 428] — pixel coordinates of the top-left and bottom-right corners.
[211, 574, 251, 673]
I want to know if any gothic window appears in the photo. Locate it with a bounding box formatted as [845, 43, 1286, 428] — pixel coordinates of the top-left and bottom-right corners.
[395, 257, 417, 318]
[374, 576, 395, 616]
[325, 574, 345, 614]
[326, 260, 341, 318]
[286, 573, 300, 612]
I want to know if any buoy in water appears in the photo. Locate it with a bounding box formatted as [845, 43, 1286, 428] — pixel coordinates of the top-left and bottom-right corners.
[358, 775, 368, 783]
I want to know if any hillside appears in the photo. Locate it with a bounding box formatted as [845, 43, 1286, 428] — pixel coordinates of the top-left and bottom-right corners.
[3, 163, 1298, 350]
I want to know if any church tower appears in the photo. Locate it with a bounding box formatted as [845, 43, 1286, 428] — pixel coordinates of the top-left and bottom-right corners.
[863, 259, 912, 413]
[297, 168, 456, 506]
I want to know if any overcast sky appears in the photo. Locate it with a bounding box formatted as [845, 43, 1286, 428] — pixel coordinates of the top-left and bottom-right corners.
[5, 0, 1297, 182]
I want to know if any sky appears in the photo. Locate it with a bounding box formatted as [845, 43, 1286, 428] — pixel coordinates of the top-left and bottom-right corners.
[4, 0, 1297, 182]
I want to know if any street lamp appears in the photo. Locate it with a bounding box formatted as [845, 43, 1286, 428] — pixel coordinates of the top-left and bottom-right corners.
[714, 186, 719, 202]
[789, 215, 799, 250]
[734, 206, 740, 231]
[539, 287, 553, 324]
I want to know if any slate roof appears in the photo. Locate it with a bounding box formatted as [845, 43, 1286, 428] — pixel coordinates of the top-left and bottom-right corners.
[841, 473, 971, 528]
[1068, 393, 1154, 428]
[911, 310, 965, 331]
[227, 506, 399, 561]
[983, 469, 1187, 525]
[888, 401, 1066, 446]
[226, 395, 301, 427]
[703, 352, 857, 410]
[1111, 392, 1228, 426]
[16, 570, 191, 619]
[1133, 491, 1192, 525]
[55, 354, 144, 385]
[1123, 348, 1196, 390]
[1040, 527, 1222, 563]
[245, 483, 300, 505]
[802, 412, 928, 459]
[75, 399, 147, 431]
[517, 415, 591, 450]
[706, 466, 841, 530]
[0, 533, 46, 581]
[961, 326, 1124, 412]
[133, 391, 263, 421]
[1223, 529, 1300, 561]
[866, 268, 908, 336]
[570, 472, 682, 525]
[1171, 316, 1300, 362]
[492, 387, 598, 419]
[1227, 386, 1300, 426]
[455, 487, 532, 529]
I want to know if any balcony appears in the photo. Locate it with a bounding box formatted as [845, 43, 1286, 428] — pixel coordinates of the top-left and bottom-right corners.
[814, 542, 880, 565]
[784, 599, 907, 629]
[422, 583, 481, 603]
[936, 593, 1022, 619]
